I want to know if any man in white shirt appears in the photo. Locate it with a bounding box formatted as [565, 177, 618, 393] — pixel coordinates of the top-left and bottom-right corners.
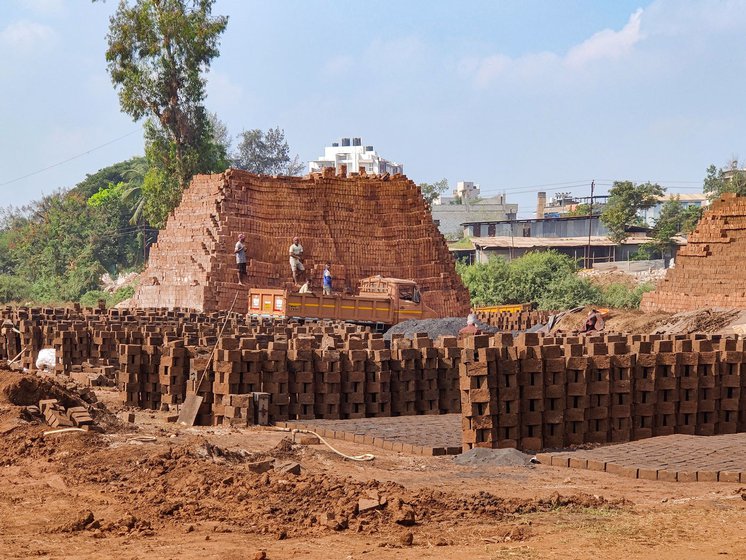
[289, 236, 305, 285]
[235, 233, 247, 285]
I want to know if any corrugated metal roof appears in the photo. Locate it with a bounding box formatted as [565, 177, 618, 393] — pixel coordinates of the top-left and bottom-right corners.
[471, 236, 687, 249]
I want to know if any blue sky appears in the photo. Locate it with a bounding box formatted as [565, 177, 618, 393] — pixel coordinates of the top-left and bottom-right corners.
[2, 0, 745, 216]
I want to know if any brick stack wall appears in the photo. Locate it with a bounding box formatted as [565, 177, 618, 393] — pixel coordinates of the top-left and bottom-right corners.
[131, 168, 470, 317]
[459, 331, 746, 451]
[476, 310, 551, 331]
[7, 306, 746, 451]
[642, 193, 746, 312]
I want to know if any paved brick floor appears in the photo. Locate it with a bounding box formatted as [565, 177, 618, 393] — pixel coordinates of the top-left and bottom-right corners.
[280, 416, 746, 483]
[536, 433, 746, 483]
[278, 414, 463, 456]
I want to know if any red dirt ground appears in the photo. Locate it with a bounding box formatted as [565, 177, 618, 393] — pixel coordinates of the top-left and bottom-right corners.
[1, 369, 745, 559]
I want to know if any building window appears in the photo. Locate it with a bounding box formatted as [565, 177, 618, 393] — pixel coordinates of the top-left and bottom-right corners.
[488, 224, 496, 236]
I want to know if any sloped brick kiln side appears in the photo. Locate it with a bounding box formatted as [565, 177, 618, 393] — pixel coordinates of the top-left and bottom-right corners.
[641, 193, 746, 312]
[132, 169, 471, 316]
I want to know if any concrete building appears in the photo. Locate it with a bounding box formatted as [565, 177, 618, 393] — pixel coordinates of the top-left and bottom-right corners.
[436, 181, 481, 205]
[469, 235, 687, 265]
[462, 215, 608, 239]
[640, 193, 708, 226]
[536, 191, 607, 218]
[457, 215, 685, 266]
[431, 183, 518, 239]
[308, 137, 403, 175]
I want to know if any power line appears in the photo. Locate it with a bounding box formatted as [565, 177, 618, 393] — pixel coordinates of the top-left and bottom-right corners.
[0, 129, 140, 187]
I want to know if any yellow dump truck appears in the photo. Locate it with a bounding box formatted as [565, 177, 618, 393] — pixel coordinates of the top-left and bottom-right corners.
[248, 276, 438, 329]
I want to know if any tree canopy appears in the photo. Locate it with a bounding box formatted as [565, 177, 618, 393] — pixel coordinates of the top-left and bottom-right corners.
[456, 250, 653, 310]
[600, 181, 664, 243]
[0, 158, 148, 304]
[104, 0, 230, 226]
[646, 196, 702, 259]
[703, 160, 746, 200]
[233, 127, 304, 176]
[418, 178, 449, 206]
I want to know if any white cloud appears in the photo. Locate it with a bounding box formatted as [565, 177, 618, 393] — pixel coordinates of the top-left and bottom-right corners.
[565, 9, 643, 68]
[460, 8, 645, 89]
[0, 20, 57, 52]
[321, 36, 427, 79]
[18, 0, 65, 17]
[323, 54, 354, 76]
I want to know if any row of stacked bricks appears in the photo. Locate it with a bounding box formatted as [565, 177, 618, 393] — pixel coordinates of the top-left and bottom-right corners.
[460, 332, 746, 451]
[476, 310, 551, 332]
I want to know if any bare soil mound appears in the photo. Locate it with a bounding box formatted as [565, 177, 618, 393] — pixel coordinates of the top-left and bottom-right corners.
[0, 367, 125, 431]
[0, 367, 87, 408]
[35, 433, 623, 540]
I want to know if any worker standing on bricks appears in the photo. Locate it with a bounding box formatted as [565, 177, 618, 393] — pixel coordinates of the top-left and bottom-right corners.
[235, 233, 247, 285]
[289, 236, 305, 286]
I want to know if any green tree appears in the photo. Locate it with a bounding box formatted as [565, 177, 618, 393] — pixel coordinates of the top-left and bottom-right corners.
[104, 0, 230, 227]
[456, 257, 510, 306]
[0, 159, 149, 303]
[418, 178, 449, 206]
[233, 127, 304, 176]
[703, 160, 746, 200]
[649, 197, 703, 259]
[537, 274, 601, 310]
[456, 250, 596, 309]
[601, 181, 665, 243]
[565, 202, 603, 217]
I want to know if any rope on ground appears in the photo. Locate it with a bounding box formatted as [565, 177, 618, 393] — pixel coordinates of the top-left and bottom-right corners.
[43, 427, 86, 436]
[273, 427, 375, 462]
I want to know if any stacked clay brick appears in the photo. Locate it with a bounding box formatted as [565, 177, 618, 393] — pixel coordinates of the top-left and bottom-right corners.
[476, 310, 550, 331]
[460, 332, 746, 452]
[5, 305, 746, 451]
[131, 168, 470, 317]
[642, 193, 746, 312]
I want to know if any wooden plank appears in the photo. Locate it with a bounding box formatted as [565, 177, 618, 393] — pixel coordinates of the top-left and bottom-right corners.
[177, 394, 203, 427]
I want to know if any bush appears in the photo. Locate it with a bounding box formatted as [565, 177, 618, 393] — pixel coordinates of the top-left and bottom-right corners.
[79, 285, 136, 308]
[503, 251, 577, 303]
[79, 290, 110, 308]
[456, 258, 510, 306]
[457, 250, 585, 309]
[537, 275, 602, 310]
[0, 275, 32, 303]
[601, 282, 655, 309]
[111, 285, 135, 305]
[457, 250, 655, 311]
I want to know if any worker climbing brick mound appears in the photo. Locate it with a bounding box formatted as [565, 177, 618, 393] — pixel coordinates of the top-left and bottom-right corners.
[131, 168, 470, 317]
[642, 193, 746, 313]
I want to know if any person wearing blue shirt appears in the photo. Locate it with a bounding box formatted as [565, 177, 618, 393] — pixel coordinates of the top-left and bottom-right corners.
[322, 262, 332, 295]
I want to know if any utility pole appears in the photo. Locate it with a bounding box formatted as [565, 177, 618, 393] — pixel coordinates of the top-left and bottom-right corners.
[586, 180, 595, 269]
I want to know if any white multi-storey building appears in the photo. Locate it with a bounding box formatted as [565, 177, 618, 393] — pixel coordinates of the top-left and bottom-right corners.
[308, 137, 403, 175]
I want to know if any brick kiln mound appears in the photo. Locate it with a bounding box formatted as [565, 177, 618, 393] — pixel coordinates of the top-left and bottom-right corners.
[131, 169, 470, 316]
[641, 193, 746, 313]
